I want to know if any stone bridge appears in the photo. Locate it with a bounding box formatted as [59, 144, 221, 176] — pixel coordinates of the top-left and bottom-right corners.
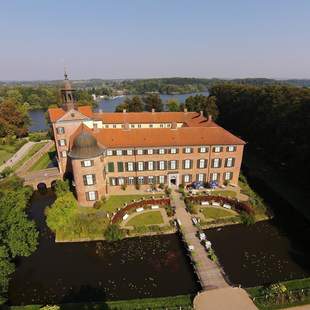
[22, 167, 62, 189]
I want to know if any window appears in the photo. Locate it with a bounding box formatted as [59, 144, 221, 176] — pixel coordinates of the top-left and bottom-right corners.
[107, 162, 114, 172]
[117, 162, 124, 172]
[184, 147, 192, 154]
[83, 174, 96, 186]
[107, 150, 113, 156]
[148, 176, 154, 184]
[58, 139, 66, 146]
[227, 145, 236, 152]
[159, 161, 165, 170]
[211, 173, 219, 181]
[224, 172, 233, 180]
[128, 177, 134, 185]
[116, 150, 122, 156]
[118, 177, 125, 185]
[170, 160, 177, 170]
[147, 149, 153, 155]
[137, 149, 143, 155]
[127, 162, 134, 171]
[159, 148, 165, 155]
[171, 148, 177, 154]
[61, 151, 67, 158]
[138, 161, 144, 171]
[86, 191, 97, 201]
[138, 176, 144, 184]
[226, 157, 234, 167]
[184, 175, 190, 183]
[214, 146, 222, 153]
[198, 159, 206, 169]
[138, 124, 141, 128]
[199, 146, 207, 153]
[159, 175, 165, 184]
[81, 160, 93, 167]
[160, 124, 164, 128]
[149, 124, 153, 128]
[184, 159, 191, 169]
[197, 174, 204, 182]
[131, 124, 135, 128]
[148, 161, 154, 170]
[105, 125, 109, 129]
[56, 127, 65, 134]
[127, 149, 133, 156]
[212, 158, 220, 168]
[110, 178, 116, 186]
[113, 124, 116, 128]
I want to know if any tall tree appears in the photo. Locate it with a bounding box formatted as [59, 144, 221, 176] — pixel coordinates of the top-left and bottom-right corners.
[185, 95, 219, 119]
[167, 98, 180, 112]
[143, 93, 163, 112]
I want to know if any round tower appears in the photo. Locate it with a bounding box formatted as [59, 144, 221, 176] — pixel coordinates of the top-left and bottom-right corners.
[68, 131, 106, 206]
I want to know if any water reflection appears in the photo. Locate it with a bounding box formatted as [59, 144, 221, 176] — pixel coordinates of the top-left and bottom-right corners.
[9, 190, 199, 305]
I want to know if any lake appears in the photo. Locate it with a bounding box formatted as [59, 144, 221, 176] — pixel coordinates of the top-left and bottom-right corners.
[8, 190, 200, 305]
[28, 92, 209, 132]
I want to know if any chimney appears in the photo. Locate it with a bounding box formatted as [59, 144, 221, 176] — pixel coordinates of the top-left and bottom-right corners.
[184, 108, 188, 113]
[200, 110, 204, 117]
[151, 108, 155, 113]
[123, 109, 126, 113]
[208, 114, 212, 121]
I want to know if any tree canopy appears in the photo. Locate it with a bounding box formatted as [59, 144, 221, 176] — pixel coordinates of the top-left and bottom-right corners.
[0, 177, 38, 304]
[185, 95, 219, 119]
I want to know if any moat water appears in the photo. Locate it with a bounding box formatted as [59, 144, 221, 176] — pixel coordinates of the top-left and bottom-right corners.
[8, 175, 310, 305]
[206, 174, 310, 288]
[8, 190, 199, 305]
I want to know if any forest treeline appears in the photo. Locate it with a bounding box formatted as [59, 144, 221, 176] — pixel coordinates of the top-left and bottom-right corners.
[209, 84, 310, 184]
[0, 86, 94, 137]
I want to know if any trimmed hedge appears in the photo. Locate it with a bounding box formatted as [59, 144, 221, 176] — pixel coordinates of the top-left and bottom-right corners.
[111, 198, 170, 224]
[185, 195, 253, 215]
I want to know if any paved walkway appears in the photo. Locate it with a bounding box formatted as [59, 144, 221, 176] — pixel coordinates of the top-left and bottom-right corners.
[194, 287, 258, 310]
[0, 141, 35, 172]
[172, 191, 228, 290]
[171, 191, 258, 310]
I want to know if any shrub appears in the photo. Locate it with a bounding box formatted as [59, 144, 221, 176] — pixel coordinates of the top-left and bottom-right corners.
[104, 224, 125, 242]
[240, 211, 255, 225]
[165, 205, 175, 217]
[135, 183, 141, 190]
[40, 306, 60, 310]
[208, 248, 218, 262]
[121, 184, 127, 191]
[186, 202, 198, 214]
[0, 167, 13, 178]
[45, 193, 78, 232]
[165, 186, 171, 196]
[150, 183, 156, 191]
[29, 132, 48, 142]
[54, 179, 70, 198]
[159, 183, 165, 190]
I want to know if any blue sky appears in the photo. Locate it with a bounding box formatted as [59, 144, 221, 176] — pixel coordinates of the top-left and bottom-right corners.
[0, 0, 309, 80]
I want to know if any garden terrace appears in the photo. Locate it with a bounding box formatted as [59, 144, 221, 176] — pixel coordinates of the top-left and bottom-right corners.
[185, 195, 253, 215]
[111, 197, 171, 224]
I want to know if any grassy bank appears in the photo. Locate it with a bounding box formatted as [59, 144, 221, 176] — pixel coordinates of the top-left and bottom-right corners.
[0, 139, 27, 163]
[6, 294, 193, 310]
[29, 146, 56, 171]
[12, 141, 47, 171]
[247, 277, 310, 309]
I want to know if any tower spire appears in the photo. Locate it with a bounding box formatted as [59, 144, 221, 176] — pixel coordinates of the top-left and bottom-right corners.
[64, 66, 68, 80]
[61, 69, 76, 111]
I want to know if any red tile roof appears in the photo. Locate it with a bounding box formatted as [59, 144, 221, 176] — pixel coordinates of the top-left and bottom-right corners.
[48, 106, 93, 122]
[93, 111, 206, 126]
[71, 122, 245, 150]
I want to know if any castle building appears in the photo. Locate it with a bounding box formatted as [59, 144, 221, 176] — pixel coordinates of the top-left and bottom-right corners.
[48, 75, 245, 206]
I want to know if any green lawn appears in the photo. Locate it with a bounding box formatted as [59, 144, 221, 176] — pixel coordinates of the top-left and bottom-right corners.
[201, 207, 237, 220]
[127, 211, 164, 227]
[103, 194, 161, 213]
[0, 139, 27, 163]
[12, 141, 47, 171]
[211, 190, 237, 198]
[29, 147, 56, 171]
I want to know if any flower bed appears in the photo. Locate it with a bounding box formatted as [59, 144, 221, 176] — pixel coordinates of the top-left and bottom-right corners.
[185, 195, 253, 214]
[111, 197, 171, 224]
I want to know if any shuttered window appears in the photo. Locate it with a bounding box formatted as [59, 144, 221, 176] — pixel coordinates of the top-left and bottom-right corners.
[107, 162, 114, 172]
